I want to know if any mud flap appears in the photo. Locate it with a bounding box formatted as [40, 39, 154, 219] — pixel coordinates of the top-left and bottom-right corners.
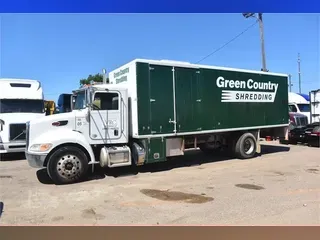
[255, 130, 261, 154]
[284, 126, 289, 141]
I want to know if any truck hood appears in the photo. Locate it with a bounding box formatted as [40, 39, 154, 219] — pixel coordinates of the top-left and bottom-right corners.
[0, 113, 45, 124]
[289, 112, 305, 117]
[29, 111, 75, 125]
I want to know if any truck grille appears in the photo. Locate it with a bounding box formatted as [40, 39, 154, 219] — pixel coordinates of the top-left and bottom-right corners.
[9, 123, 26, 141]
[294, 116, 308, 127]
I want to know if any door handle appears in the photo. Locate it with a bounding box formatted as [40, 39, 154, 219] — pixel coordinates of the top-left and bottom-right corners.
[169, 118, 176, 124]
[114, 129, 119, 136]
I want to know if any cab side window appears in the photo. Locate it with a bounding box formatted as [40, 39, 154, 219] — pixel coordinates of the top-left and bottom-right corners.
[93, 92, 119, 110]
[289, 104, 297, 112]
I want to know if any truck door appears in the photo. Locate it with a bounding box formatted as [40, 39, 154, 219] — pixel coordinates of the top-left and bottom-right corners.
[89, 90, 123, 143]
[149, 65, 175, 134]
[174, 67, 202, 133]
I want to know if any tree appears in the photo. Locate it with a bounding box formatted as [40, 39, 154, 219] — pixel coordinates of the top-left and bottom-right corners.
[79, 73, 109, 86]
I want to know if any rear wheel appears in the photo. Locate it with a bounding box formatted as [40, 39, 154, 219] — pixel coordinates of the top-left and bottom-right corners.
[47, 146, 89, 185]
[234, 132, 257, 159]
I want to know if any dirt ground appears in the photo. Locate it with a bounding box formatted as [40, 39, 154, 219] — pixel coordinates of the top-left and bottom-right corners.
[1, 141, 320, 225]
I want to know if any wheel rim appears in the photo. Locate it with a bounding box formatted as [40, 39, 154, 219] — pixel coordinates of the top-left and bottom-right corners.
[244, 138, 255, 155]
[56, 154, 82, 180]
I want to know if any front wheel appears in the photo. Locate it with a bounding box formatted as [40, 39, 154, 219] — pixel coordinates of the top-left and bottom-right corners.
[47, 146, 89, 185]
[234, 132, 257, 159]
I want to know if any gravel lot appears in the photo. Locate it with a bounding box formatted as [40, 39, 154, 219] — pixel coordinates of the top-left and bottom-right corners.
[1, 141, 320, 225]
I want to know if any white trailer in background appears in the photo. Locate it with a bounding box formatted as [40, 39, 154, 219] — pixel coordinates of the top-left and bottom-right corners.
[0, 79, 45, 154]
[288, 92, 310, 123]
[310, 89, 320, 124]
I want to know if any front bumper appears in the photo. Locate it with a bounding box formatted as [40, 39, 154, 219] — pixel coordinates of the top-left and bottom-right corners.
[25, 151, 47, 168]
[0, 141, 26, 154]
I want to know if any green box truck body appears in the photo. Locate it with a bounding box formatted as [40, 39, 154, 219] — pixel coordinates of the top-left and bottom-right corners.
[109, 59, 289, 138]
[107, 59, 289, 165]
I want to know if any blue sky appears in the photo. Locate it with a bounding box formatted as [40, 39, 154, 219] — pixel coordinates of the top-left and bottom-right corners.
[0, 13, 319, 101]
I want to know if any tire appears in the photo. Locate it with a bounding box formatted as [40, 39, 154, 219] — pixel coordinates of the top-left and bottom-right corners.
[47, 146, 89, 185]
[234, 132, 257, 159]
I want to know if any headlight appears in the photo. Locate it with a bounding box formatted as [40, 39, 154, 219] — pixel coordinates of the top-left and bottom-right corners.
[29, 143, 53, 152]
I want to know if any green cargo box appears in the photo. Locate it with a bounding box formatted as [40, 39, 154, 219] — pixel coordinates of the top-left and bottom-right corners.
[109, 59, 289, 139]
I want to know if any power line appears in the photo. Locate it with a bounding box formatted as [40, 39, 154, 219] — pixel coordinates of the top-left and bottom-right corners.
[196, 20, 259, 64]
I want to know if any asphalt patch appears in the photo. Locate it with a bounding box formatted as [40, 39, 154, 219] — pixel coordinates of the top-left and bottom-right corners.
[140, 189, 214, 204]
[235, 184, 265, 190]
[272, 171, 285, 176]
[0, 175, 12, 179]
[306, 169, 319, 174]
[52, 216, 64, 222]
[270, 171, 295, 176]
[81, 208, 105, 220]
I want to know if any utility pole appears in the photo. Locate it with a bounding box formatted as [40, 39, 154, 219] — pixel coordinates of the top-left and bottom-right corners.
[288, 74, 293, 92]
[242, 13, 267, 72]
[102, 68, 107, 84]
[298, 53, 301, 94]
[258, 13, 267, 72]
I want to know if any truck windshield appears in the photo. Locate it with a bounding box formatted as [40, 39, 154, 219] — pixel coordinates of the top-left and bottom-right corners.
[0, 99, 44, 113]
[73, 92, 86, 110]
[297, 104, 310, 112]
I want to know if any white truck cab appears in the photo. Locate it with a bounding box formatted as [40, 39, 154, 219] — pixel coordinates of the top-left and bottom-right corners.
[288, 92, 310, 124]
[0, 79, 45, 154]
[25, 84, 130, 184]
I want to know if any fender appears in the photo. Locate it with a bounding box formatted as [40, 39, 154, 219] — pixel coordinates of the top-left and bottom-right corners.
[30, 128, 96, 164]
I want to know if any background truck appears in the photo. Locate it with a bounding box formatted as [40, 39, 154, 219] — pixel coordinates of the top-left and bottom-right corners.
[288, 92, 310, 123]
[310, 89, 320, 124]
[44, 100, 56, 115]
[55, 93, 72, 114]
[305, 89, 320, 147]
[286, 90, 320, 147]
[0, 79, 45, 155]
[25, 59, 289, 184]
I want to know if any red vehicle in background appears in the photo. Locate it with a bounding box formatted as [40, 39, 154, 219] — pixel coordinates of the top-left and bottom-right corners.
[287, 112, 308, 144]
[288, 111, 320, 147]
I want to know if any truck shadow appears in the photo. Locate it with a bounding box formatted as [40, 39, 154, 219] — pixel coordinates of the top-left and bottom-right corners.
[259, 143, 291, 154]
[103, 144, 290, 177]
[36, 143, 290, 185]
[0, 153, 26, 161]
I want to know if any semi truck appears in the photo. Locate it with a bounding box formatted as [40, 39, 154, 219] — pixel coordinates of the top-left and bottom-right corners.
[56, 93, 72, 114]
[306, 89, 320, 147]
[286, 90, 320, 146]
[0, 79, 45, 155]
[288, 92, 310, 123]
[310, 89, 320, 124]
[44, 100, 56, 115]
[25, 59, 289, 184]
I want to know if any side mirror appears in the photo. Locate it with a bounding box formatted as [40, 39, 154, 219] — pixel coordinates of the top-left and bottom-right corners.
[70, 96, 76, 111]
